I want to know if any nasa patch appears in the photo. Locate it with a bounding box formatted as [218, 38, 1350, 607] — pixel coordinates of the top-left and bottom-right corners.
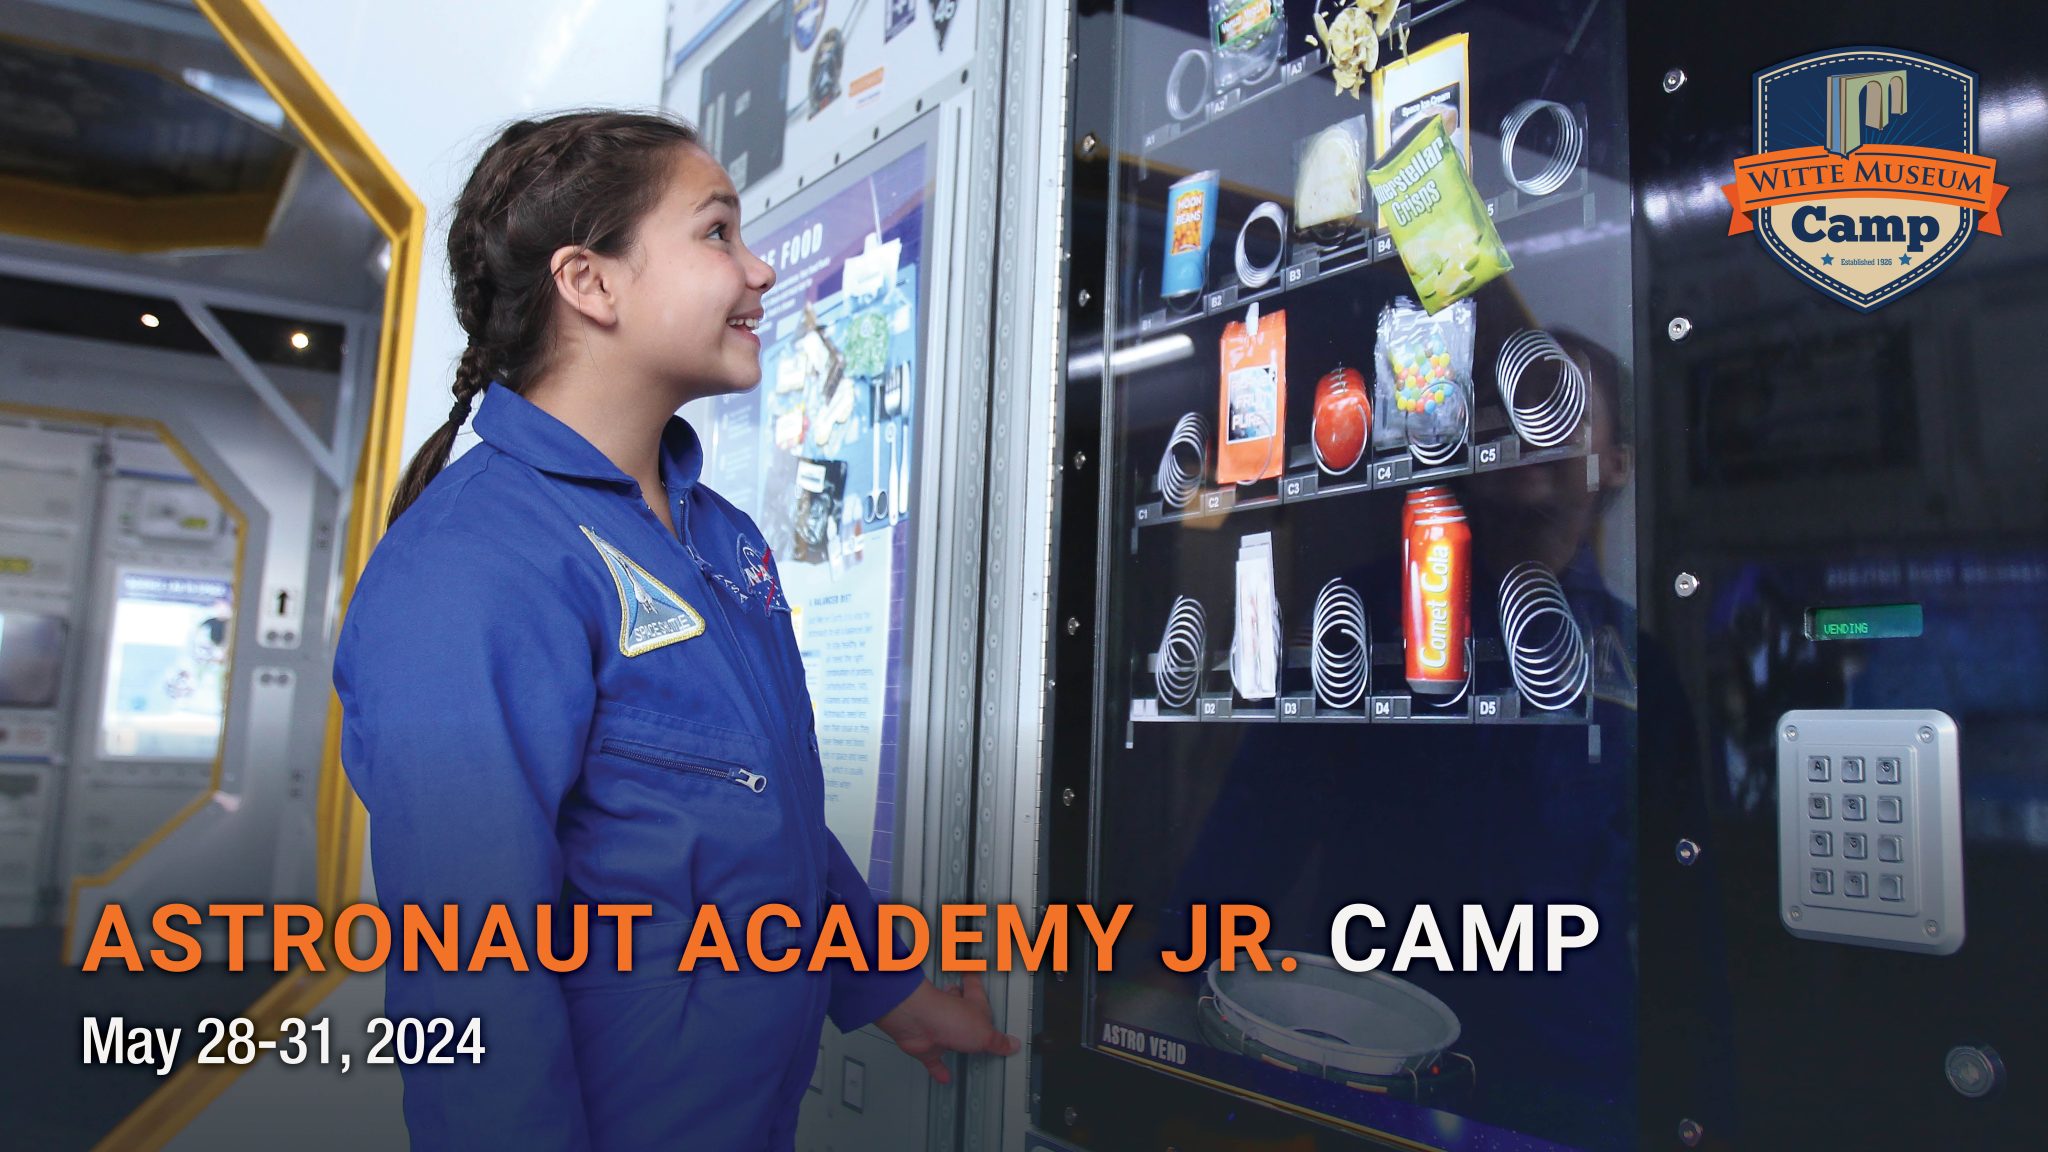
[1723, 47, 2008, 311]
[739, 538, 786, 614]
[581, 526, 705, 656]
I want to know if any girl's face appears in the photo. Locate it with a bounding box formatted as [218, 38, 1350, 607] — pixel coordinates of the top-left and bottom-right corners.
[615, 145, 776, 399]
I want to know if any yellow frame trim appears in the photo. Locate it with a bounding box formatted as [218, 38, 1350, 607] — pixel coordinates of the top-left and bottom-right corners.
[0, 174, 288, 254]
[49, 1, 424, 1148]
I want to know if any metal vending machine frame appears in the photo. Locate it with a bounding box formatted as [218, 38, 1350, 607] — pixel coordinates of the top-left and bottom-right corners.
[1034, 1, 2047, 1150]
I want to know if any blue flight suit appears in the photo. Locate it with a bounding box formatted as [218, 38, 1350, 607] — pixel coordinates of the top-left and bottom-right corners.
[334, 383, 921, 1151]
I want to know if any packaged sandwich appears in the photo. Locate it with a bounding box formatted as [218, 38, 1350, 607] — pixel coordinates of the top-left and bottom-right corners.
[1294, 117, 1370, 247]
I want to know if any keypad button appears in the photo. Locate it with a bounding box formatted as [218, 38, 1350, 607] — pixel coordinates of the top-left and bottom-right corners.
[1879, 873, 1904, 902]
[1808, 793, 1832, 819]
[1877, 757, 1902, 784]
[1841, 756, 1866, 783]
[1809, 868, 1834, 895]
[1845, 871, 1868, 898]
[1844, 833, 1868, 860]
[1810, 831, 1833, 857]
[1843, 794, 1867, 821]
[1878, 835, 1904, 863]
[1807, 755, 1831, 781]
[1878, 796, 1903, 823]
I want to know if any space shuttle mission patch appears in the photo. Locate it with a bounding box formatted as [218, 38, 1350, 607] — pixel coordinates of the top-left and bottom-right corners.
[580, 526, 705, 656]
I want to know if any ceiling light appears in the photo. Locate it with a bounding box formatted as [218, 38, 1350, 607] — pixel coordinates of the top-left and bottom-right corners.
[290, 331, 310, 350]
[141, 313, 160, 328]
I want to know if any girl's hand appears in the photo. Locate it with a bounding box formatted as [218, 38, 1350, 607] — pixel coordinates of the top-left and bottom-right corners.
[873, 974, 1022, 1084]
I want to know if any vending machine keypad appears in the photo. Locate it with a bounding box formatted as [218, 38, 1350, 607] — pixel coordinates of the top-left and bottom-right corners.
[1778, 710, 1963, 954]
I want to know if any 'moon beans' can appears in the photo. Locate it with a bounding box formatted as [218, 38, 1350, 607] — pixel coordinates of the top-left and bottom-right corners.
[1405, 495, 1471, 696]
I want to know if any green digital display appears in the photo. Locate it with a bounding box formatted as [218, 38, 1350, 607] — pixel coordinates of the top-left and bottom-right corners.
[1806, 603, 1924, 641]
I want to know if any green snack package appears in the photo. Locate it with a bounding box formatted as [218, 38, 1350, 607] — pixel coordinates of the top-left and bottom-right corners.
[1366, 116, 1512, 312]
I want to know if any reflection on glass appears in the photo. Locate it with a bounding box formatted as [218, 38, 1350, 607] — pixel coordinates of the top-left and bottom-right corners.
[1082, 1, 1638, 1147]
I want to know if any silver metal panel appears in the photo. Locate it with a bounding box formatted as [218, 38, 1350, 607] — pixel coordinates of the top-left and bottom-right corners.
[964, 0, 1073, 1149]
[1777, 709, 1965, 955]
[0, 329, 356, 948]
[795, 40, 1007, 1152]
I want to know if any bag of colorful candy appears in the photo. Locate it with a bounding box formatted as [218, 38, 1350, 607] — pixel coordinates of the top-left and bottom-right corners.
[1372, 297, 1475, 465]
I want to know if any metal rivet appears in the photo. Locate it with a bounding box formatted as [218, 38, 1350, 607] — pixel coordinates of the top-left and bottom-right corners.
[1667, 316, 1693, 342]
[1077, 287, 1092, 308]
[1662, 68, 1687, 93]
[1072, 450, 1088, 470]
[1064, 1105, 1079, 1126]
[1061, 787, 1076, 807]
[1926, 920, 1941, 936]
[1675, 839, 1701, 866]
[1945, 1045, 2003, 1099]
[1674, 572, 1699, 597]
[1678, 1119, 1704, 1147]
[1080, 133, 1100, 157]
[1789, 906, 1803, 921]
[1785, 725, 1799, 741]
[1919, 726, 1935, 743]
[1066, 617, 1082, 636]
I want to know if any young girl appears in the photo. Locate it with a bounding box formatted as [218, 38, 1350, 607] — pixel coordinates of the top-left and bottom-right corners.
[335, 111, 1015, 1151]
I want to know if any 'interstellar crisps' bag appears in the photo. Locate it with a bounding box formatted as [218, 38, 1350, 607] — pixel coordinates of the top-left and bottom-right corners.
[1366, 116, 1512, 312]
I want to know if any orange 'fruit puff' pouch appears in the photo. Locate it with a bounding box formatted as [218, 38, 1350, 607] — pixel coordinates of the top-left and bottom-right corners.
[1216, 309, 1287, 484]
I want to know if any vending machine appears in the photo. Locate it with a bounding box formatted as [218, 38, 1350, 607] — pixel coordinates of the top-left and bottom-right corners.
[1037, 0, 2044, 1148]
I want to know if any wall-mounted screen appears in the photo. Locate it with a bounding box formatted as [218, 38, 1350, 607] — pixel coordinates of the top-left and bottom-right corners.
[98, 572, 232, 761]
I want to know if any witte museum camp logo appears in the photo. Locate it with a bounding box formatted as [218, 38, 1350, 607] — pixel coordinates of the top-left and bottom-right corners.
[1723, 48, 2008, 311]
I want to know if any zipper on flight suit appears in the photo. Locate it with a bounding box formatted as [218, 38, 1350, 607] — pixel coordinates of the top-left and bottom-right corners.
[598, 738, 768, 792]
[643, 490, 826, 916]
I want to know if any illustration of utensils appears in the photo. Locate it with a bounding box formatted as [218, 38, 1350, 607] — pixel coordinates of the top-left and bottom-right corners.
[886, 422, 901, 525]
[866, 406, 890, 523]
[884, 361, 907, 419]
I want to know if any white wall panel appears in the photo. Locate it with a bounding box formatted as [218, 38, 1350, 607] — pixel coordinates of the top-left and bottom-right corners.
[258, 0, 669, 464]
